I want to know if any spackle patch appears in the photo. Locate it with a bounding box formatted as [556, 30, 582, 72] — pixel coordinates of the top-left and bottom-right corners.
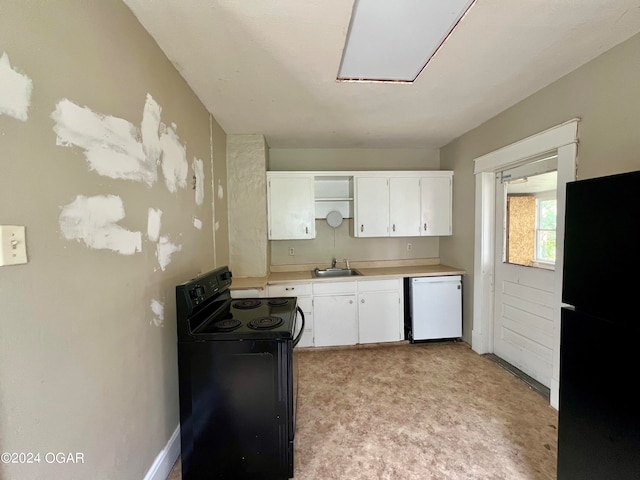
[52, 99, 157, 186]
[0, 52, 32, 121]
[193, 217, 203, 230]
[214, 221, 220, 231]
[156, 235, 182, 271]
[192, 157, 204, 205]
[59, 194, 142, 255]
[141, 94, 162, 166]
[147, 208, 162, 242]
[160, 125, 187, 193]
[217, 180, 224, 200]
[150, 299, 164, 327]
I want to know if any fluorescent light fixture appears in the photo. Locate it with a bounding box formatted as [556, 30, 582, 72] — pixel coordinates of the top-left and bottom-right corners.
[338, 0, 476, 83]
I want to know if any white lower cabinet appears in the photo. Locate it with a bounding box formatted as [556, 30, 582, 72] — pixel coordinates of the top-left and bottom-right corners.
[312, 281, 358, 347]
[313, 294, 358, 347]
[267, 282, 314, 348]
[311, 278, 403, 347]
[357, 279, 403, 344]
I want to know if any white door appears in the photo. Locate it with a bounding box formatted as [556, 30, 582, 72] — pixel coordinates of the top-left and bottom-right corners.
[313, 295, 358, 347]
[267, 175, 315, 239]
[493, 163, 557, 387]
[354, 177, 389, 237]
[420, 176, 452, 236]
[389, 177, 420, 236]
[358, 291, 401, 343]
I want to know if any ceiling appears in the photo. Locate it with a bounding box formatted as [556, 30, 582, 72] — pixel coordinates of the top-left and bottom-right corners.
[123, 0, 640, 149]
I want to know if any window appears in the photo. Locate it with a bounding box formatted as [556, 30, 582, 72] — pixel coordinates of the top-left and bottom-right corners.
[503, 170, 557, 269]
[535, 195, 557, 264]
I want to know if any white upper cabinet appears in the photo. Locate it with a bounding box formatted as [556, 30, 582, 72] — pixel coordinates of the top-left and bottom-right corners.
[267, 174, 315, 239]
[420, 175, 452, 236]
[353, 176, 390, 237]
[389, 177, 421, 236]
[267, 171, 452, 239]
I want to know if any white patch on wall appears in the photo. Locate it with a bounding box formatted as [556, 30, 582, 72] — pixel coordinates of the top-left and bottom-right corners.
[141, 94, 162, 166]
[147, 208, 162, 242]
[160, 124, 188, 193]
[150, 299, 165, 327]
[52, 99, 157, 186]
[156, 235, 182, 271]
[193, 217, 203, 230]
[192, 157, 204, 205]
[214, 221, 220, 231]
[59, 194, 142, 255]
[217, 179, 224, 200]
[0, 52, 33, 121]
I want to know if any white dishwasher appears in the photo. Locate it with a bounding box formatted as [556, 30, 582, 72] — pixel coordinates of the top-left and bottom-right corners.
[407, 276, 462, 342]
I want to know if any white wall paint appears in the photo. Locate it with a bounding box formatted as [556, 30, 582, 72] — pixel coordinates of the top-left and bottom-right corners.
[156, 235, 182, 271]
[52, 98, 157, 185]
[0, 52, 32, 121]
[159, 124, 188, 193]
[59, 194, 142, 255]
[147, 208, 162, 242]
[192, 157, 204, 205]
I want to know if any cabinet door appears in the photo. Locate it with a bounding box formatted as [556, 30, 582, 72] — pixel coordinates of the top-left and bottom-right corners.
[354, 177, 389, 237]
[267, 175, 315, 239]
[313, 295, 357, 347]
[358, 291, 402, 344]
[389, 177, 421, 237]
[420, 176, 452, 236]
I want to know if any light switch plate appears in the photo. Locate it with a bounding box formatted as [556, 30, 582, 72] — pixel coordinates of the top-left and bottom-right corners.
[0, 225, 28, 266]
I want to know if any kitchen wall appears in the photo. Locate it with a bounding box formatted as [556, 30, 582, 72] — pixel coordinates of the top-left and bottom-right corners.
[440, 31, 640, 344]
[269, 148, 442, 265]
[0, 2, 227, 479]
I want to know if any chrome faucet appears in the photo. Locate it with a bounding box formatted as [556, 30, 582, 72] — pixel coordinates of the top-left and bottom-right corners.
[331, 257, 349, 269]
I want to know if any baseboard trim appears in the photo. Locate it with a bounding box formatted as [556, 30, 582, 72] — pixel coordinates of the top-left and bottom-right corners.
[143, 425, 180, 480]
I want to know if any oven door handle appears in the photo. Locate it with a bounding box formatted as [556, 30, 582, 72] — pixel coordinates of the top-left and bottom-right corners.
[293, 306, 305, 348]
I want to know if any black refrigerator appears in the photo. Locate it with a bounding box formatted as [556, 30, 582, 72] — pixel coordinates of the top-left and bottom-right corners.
[558, 170, 640, 479]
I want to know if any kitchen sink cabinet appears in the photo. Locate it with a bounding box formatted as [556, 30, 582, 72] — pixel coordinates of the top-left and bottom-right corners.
[267, 173, 315, 240]
[309, 279, 403, 347]
[357, 279, 403, 344]
[268, 282, 314, 347]
[313, 281, 358, 347]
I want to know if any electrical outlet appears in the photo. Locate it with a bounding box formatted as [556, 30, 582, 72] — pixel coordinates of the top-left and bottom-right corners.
[289, 247, 295, 256]
[407, 243, 412, 252]
[0, 225, 28, 266]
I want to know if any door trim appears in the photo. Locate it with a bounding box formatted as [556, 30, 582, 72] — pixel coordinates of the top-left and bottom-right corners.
[472, 119, 578, 408]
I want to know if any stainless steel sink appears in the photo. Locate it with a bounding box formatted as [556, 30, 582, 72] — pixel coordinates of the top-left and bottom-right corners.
[312, 268, 362, 278]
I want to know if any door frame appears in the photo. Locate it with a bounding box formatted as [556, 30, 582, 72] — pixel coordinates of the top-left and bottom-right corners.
[471, 119, 578, 408]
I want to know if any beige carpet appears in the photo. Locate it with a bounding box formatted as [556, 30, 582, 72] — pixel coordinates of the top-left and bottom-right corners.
[169, 342, 557, 479]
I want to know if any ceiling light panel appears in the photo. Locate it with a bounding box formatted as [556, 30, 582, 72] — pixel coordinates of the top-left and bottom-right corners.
[338, 0, 475, 82]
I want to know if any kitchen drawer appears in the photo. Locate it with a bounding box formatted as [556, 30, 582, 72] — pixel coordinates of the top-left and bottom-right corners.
[357, 278, 401, 293]
[313, 281, 357, 295]
[268, 283, 312, 297]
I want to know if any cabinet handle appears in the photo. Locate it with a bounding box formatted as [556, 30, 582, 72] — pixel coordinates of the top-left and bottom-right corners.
[349, 300, 353, 304]
[361, 299, 365, 303]
[305, 226, 309, 234]
[423, 222, 427, 231]
[392, 224, 396, 232]
[285, 287, 294, 291]
[360, 224, 364, 232]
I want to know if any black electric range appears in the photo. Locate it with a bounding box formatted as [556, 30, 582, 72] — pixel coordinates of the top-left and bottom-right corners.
[176, 266, 303, 480]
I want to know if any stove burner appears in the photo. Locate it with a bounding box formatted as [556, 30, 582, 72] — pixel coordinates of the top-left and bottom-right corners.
[213, 318, 241, 331]
[233, 299, 262, 310]
[268, 299, 289, 306]
[248, 316, 283, 330]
